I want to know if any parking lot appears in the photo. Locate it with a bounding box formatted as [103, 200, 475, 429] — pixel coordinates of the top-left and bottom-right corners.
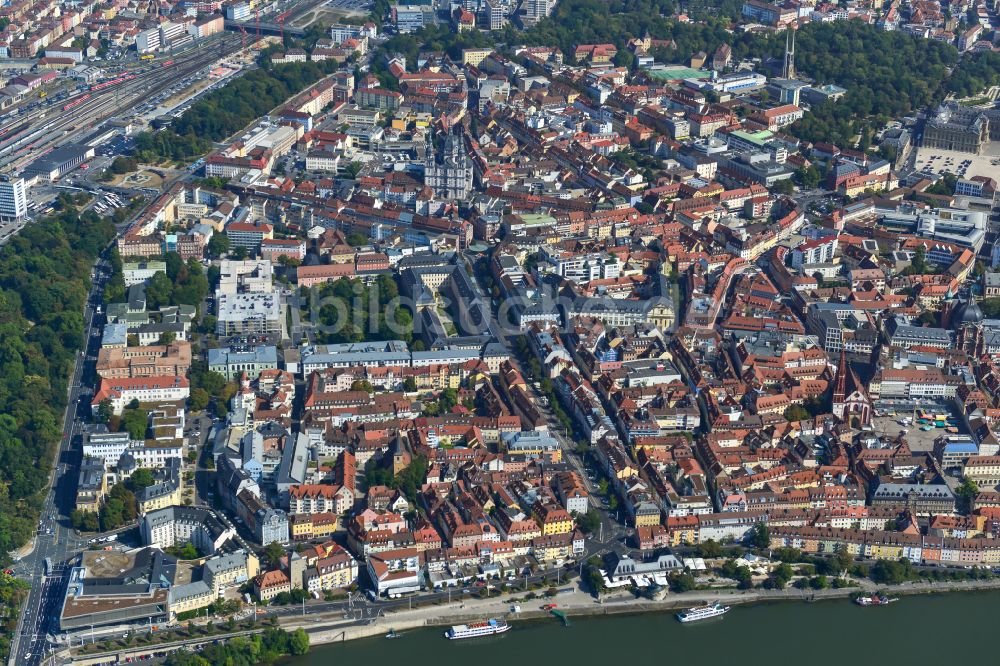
[913, 143, 1000, 182]
[871, 411, 961, 453]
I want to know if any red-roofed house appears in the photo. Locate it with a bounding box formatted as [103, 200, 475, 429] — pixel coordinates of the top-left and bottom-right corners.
[91, 376, 190, 415]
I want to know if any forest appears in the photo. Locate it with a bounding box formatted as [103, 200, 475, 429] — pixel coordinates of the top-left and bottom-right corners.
[768, 22, 958, 145]
[520, 0, 752, 64]
[947, 50, 1000, 98]
[0, 201, 114, 559]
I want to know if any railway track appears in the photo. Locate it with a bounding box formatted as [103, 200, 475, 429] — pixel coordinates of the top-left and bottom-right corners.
[0, 35, 247, 172]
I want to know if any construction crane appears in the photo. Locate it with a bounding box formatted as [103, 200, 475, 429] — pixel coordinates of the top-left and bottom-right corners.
[276, 8, 293, 43]
[239, 25, 248, 51]
[255, 8, 261, 47]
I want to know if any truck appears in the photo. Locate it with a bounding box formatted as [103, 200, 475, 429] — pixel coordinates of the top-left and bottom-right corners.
[387, 584, 421, 599]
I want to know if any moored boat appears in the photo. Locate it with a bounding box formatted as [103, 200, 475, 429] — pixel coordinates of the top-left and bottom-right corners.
[854, 594, 897, 606]
[676, 602, 730, 623]
[444, 618, 510, 640]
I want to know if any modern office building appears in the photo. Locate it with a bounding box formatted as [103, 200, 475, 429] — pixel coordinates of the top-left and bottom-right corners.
[135, 27, 161, 54]
[392, 5, 429, 32]
[0, 177, 27, 221]
[60, 548, 175, 631]
[216, 292, 281, 336]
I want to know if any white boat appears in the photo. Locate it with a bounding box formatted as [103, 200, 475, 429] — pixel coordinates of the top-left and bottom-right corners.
[444, 618, 510, 640]
[676, 602, 731, 623]
[854, 594, 897, 607]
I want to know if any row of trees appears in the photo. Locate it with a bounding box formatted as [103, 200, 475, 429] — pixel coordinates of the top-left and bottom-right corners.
[777, 23, 958, 145]
[174, 61, 340, 142]
[373, 25, 496, 89]
[70, 483, 135, 532]
[0, 575, 27, 661]
[513, 335, 574, 434]
[132, 131, 211, 164]
[519, 0, 747, 67]
[164, 626, 309, 666]
[188, 362, 236, 417]
[526, 8, 963, 145]
[108, 156, 139, 175]
[105, 249, 213, 309]
[421, 387, 460, 417]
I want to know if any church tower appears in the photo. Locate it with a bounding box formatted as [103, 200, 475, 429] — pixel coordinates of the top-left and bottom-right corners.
[783, 26, 796, 79]
[425, 123, 473, 201]
[832, 348, 872, 427]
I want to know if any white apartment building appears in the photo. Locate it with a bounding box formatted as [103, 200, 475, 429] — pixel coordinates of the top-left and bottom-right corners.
[83, 431, 183, 469]
[872, 369, 960, 400]
[288, 484, 355, 515]
[305, 152, 342, 172]
[123, 261, 167, 287]
[791, 236, 839, 269]
[130, 441, 184, 469]
[141, 506, 236, 555]
[547, 251, 622, 283]
[82, 431, 133, 466]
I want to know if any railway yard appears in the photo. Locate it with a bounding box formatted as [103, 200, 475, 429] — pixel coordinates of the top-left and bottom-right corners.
[0, 34, 248, 175]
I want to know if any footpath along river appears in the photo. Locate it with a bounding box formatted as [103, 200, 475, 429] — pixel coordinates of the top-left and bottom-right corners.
[285, 590, 1000, 665]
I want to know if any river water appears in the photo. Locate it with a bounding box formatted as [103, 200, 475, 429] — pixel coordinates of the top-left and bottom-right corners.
[287, 592, 999, 665]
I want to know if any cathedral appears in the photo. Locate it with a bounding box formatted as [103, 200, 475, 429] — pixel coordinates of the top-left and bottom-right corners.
[942, 289, 985, 356]
[425, 124, 473, 201]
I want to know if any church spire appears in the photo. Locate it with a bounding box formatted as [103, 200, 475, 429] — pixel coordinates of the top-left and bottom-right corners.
[833, 348, 848, 403]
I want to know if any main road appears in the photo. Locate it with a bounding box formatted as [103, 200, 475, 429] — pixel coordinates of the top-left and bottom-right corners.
[7, 251, 114, 666]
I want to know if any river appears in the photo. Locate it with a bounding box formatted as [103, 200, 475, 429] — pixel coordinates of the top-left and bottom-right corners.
[287, 592, 999, 665]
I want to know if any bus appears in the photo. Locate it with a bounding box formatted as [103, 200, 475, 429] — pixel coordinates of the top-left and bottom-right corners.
[140, 54, 155, 61]
[43, 558, 52, 576]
